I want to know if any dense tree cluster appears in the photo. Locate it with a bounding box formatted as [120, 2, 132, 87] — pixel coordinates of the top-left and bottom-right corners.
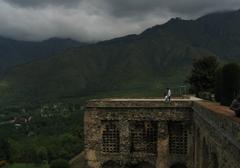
[215, 63, 240, 105]
[187, 56, 219, 95]
[7, 133, 82, 164]
[187, 56, 240, 105]
[0, 103, 84, 165]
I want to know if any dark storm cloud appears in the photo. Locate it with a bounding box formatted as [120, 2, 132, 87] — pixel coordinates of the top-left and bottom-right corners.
[103, 0, 240, 18]
[3, 0, 82, 8]
[0, 0, 240, 41]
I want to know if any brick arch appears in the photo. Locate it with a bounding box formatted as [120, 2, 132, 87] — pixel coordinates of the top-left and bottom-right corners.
[102, 160, 121, 168]
[201, 138, 210, 168]
[209, 152, 218, 168]
[195, 127, 201, 167]
[128, 161, 155, 168]
[170, 163, 187, 168]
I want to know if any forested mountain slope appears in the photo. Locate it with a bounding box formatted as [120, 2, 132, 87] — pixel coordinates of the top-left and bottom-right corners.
[1, 10, 240, 106]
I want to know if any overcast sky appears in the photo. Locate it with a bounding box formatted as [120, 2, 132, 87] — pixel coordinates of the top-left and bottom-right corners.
[0, 0, 240, 42]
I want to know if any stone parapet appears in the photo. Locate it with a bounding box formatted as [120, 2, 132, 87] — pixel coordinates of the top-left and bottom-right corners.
[86, 99, 193, 108]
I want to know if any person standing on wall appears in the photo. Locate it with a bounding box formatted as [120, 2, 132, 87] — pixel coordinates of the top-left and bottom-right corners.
[165, 88, 171, 102]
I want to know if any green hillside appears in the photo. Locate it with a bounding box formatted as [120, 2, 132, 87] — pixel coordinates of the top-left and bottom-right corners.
[1, 10, 240, 106]
[0, 37, 85, 72]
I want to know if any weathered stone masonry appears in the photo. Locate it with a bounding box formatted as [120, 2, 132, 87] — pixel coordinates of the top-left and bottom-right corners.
[84, 99, 240, 168]
[193, 102, 240, 168]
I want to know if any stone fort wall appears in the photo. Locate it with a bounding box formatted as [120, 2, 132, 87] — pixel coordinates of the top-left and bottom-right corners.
[193, 101, 240, 168]
[84, 99, 240, 168]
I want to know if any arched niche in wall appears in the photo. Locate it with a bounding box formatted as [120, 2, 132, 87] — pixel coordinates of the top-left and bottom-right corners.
[128, 161, 155, 168]
[201, 138, 210, 168]
[102, 160, 121, 168]
[196, 128, 201, 163]
[170, 163, 187, 168]
[209, 152, 219, 168]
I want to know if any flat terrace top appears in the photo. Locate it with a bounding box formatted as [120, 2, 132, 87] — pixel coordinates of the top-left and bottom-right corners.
[96, 96, 201, 101]
[86, 97, 201, 108]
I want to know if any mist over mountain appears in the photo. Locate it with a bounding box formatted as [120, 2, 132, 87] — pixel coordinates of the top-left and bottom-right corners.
[1, 9, 240, 106]
[0, 37, 85, 72]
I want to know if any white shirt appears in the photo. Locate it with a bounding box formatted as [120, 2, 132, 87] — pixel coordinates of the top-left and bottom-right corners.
[167, 89, 171, 97]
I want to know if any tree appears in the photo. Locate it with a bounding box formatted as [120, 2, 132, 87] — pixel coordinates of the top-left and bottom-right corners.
[187, 56, 219, 95]
[34, 146, 48, 164]
[50, 159, 70, 168]
[220, 63, 240, 105]
[0, 138, 10, 160]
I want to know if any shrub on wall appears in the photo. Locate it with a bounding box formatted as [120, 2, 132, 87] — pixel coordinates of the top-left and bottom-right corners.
[219, 63, 240, 105]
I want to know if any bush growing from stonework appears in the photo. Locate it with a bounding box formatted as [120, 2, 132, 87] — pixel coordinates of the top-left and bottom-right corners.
[218, 63, 240, 106]
[186, 56, 219, 96]
[50, 159, 70, 168]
